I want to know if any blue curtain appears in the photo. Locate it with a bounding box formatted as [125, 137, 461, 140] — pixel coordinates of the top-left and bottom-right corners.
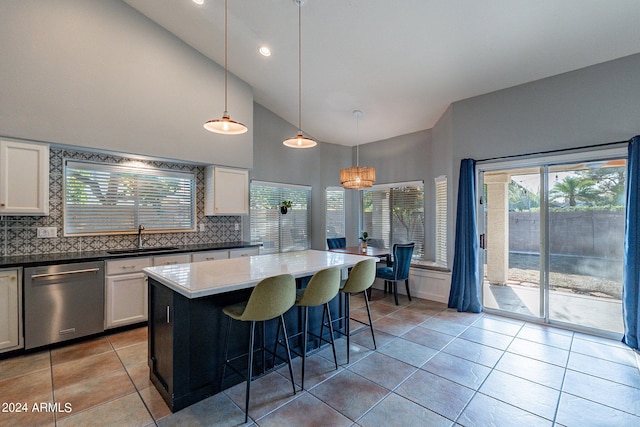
[448, 159, 482, 313]
[623, 136, 640, 350]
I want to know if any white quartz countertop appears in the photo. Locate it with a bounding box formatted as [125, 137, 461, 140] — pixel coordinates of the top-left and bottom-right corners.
[143, 249, 377, 298]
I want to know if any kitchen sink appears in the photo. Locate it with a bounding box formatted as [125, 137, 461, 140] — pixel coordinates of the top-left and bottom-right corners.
[107, 246, 179, 255]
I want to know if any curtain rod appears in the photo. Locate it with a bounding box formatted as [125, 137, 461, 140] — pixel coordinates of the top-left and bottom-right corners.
[476, 139, 630, 163]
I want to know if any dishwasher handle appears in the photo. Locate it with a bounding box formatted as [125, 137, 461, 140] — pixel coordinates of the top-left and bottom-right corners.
[30, 267, 101, 279]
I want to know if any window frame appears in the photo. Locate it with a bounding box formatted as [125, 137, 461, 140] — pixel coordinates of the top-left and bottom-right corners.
[63, 159, 196, 236]
[325, 186, 345, 246]
[250, 180, 312, 254]
[360, 180, 425, 260]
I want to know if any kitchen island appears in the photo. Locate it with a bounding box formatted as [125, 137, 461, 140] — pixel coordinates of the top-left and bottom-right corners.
[143, 249, 375, 412]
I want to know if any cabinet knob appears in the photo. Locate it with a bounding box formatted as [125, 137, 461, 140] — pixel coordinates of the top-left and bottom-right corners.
[10, 276, 16, 281]
[0, 203, 5, 207]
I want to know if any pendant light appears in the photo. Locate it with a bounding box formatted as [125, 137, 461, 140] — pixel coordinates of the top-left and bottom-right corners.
[340, 110, 376, 189]
[204, 0, 248, 135]
[283, 0, 316, 148]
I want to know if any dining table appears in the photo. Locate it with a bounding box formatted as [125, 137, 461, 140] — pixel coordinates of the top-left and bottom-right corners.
[328, 245, 391, 264]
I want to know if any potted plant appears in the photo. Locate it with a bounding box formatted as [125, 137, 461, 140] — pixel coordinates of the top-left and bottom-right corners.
[359, 231, 369, 251]
[280, 200, 292, 214]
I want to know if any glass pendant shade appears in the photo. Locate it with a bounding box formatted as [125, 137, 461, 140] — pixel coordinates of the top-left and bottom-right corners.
[204, 112, 248, 134]
[283, 132, 316, 148]
[340, 166, 376, 189]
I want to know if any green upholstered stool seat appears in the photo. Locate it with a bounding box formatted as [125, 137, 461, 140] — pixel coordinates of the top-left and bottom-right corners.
[221, 273, 297, 423]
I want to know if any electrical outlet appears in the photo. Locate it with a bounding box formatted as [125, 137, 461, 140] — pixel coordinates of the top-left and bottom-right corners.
[199, 224, 205, 232]
[36, 227, 57, 238]
[234, 223, 240, 231]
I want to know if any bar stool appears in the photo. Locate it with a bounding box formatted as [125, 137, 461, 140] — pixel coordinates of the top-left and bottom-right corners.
[287, 266, 340, 389]
[221, 273, 297, 423]
[329, 258, 377, 364]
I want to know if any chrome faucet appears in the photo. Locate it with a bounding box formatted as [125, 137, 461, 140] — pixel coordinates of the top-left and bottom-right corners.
[137, 224, 145, 249]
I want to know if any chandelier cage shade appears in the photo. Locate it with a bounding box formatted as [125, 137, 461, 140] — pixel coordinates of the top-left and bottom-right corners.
[340, 110, 375, 189]
[283, 0, 316, 148]
[203, 0, 247, 135]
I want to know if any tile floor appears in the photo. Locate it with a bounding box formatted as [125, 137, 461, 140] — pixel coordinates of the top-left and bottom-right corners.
[1, 290, 639, 426]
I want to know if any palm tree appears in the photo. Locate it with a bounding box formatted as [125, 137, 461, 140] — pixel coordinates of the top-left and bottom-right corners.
[550, 176, 596, 207]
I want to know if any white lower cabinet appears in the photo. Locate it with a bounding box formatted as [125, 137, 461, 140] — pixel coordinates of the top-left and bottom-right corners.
[0, 268, 22, 352]
[105, 257, 152, 329]
[191, 250, 229, 262]
[229, 247, 259, 258]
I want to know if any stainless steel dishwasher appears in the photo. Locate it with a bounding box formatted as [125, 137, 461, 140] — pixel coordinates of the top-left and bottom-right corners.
[24, 261, 105, 349]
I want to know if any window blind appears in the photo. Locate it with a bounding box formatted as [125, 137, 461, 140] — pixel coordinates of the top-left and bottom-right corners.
[362, 181, 424, 259]
[64, 160, 195, 235]
[326, 187, 345, 242]
[435, 175, 448, 266]
[250, 181, 311, 254]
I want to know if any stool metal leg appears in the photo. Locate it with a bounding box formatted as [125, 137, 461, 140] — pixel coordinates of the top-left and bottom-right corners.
[325, 302, 338, 370]
[245, 320, 256, 424]
[279, 315, 296, 394]
[346, 293, 351, 364]
[301, 306, 309, 390]
[363, 289, 377, 349]
[221, 316, 232, 390]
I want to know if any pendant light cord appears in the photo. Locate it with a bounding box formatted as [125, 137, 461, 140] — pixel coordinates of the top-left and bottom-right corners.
[297, 4, 302, 133]
[223, 0, 228, 112]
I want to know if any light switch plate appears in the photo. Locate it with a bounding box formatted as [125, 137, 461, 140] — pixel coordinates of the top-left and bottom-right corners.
[36, 227, 57, 238]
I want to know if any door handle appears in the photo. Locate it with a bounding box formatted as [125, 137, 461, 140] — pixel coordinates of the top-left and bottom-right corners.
[480, 234, 486, 249]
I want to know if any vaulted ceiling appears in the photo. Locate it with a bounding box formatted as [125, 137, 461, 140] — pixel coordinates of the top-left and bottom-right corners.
[123, 0, 640, 146]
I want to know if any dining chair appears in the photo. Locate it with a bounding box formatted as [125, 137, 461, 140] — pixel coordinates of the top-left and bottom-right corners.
[376, 243, 415, 305]
[326, 237, 346, 249]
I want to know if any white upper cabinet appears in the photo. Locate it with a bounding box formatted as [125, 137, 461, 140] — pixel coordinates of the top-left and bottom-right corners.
[0, 139, 49, 215]
[204, 166, 249, 215]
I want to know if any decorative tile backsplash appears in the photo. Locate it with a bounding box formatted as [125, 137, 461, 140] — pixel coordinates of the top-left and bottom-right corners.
[0, 146, 242, 256]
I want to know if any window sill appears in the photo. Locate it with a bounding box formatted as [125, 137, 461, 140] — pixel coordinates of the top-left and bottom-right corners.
[410, 259, 450, 272]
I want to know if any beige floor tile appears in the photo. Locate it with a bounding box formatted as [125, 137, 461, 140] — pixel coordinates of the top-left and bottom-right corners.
[257, 392, 352, 427]
[0, 350, 50, 381]
[125, 361, 154, 391]
[115, 342, 148, 367]
[52, 351, 123, 390]
[108, 327, 148, 350]
[0, 406, 55, 427]
[53, 369, 136, 419]
[56, 392, 153, 427]
[50, 337, 112, 366]
[224, 371, 298, 421]
[0, 368, 52, 403]
[139, 384, 172, 421]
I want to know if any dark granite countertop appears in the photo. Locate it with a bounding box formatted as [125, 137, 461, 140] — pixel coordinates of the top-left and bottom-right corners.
[0, 242, 260, 268]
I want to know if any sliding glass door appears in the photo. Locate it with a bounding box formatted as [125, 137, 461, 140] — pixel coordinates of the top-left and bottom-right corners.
[479, 149, 626, 335]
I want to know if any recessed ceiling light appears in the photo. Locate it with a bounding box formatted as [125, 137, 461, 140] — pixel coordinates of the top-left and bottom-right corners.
[258, 46, 271, 57]
[192, 0, 204, 5]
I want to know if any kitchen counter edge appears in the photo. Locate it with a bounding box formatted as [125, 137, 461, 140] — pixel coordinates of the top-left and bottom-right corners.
[0, 242, 261, 269]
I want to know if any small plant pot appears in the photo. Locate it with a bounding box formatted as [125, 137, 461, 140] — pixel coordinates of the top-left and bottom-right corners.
[280, 206, 288, 214]
[360, 242, 367, 252]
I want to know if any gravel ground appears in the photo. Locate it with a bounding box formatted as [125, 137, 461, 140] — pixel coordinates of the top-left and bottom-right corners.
[504, 268, 622, 300]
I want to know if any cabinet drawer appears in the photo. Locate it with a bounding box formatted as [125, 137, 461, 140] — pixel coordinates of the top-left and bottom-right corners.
[153, 254, 190, 266]
[191, 250, 229, 263]
[229, 247, 259, 258]
[106, 257, 152, 275]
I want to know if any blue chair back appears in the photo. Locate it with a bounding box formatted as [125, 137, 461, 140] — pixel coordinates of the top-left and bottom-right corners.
[392, 243, 415, 280]
[327, 237, 346, 249]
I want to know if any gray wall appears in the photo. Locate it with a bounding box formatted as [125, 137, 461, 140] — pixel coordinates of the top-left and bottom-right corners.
[251, 103, 352, 250]
[356, 129, 433, 256]
[437, 53, 640, 268]
[0, 0, 253, 168]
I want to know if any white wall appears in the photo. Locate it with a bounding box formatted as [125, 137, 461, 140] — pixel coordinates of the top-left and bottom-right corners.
[0, 0, 253, 168]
